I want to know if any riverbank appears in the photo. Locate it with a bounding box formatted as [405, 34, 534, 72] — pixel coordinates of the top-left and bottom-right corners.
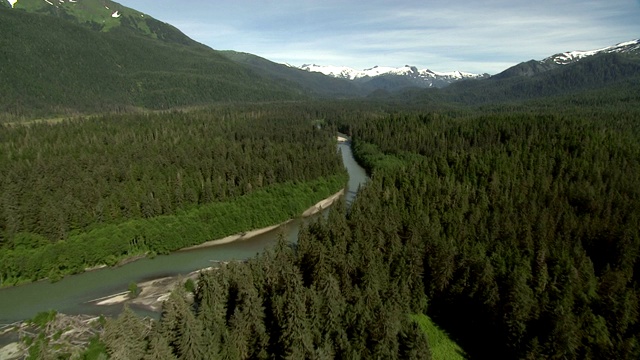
[181, 189, 344, 251]
[89, 267, 211, 312]
[89, 189, 346, 312]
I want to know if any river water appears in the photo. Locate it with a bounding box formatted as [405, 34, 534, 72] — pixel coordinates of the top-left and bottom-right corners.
[0, 139, 367, 326]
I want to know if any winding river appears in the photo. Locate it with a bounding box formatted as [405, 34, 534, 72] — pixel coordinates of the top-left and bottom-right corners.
[0, 138, 367, 326]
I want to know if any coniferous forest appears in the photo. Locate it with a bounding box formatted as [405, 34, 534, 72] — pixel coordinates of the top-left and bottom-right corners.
[74, 96, 640, 360]
[0, 106, 347, 286]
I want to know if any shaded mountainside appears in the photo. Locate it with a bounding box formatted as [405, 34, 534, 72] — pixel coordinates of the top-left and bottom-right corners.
[490, 60, 560, 80]
[0, 7, 305, 118]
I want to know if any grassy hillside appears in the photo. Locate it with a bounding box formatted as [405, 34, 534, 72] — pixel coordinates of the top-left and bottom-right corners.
[0, 8, 305, 118]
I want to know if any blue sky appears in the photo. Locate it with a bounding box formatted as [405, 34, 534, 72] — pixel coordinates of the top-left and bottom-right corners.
[117, 0, 640, 74]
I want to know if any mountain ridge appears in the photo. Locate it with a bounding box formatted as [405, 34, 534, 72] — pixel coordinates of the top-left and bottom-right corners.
[493, 38, 640, 80]
[543, 39, 640, 65]
[299, 63, 489, 89]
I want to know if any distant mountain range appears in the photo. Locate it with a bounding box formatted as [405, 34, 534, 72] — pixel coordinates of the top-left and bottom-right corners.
[1, 0, 638, 116]
[298, 64, 489, 89]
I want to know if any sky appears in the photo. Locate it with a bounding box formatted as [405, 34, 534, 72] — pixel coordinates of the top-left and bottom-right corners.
[116, 0, 640, 75]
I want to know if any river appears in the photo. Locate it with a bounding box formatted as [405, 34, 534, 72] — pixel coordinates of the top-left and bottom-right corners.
[0, 138, 367, 327]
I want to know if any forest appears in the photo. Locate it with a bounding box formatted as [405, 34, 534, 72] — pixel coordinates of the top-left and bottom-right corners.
[0, 105, 347, 286]
[18, 95, 630, 359]
[342, 107, 640, 359]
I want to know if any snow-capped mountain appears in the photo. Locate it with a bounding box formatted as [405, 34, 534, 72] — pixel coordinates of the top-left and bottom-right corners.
[493, 38, 640, 80]
[543, 39, 640, 65]
[299, 64, 488, 89]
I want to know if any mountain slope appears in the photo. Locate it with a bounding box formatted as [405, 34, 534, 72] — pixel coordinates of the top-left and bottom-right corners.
[12, 0, 195, 45]
[494, 39, 640, 80]
[222, 51, 367, 98]
[0, 7, 304, 117]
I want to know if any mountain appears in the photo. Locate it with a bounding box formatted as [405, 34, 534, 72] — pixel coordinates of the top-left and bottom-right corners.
[222, 51, 368, 98]
[0, 2, 306, 117]
[543, 39, 640, 65]
[493, 39, 640, 80]
[299, 64, 489, 89]
[398, 51, 640, 106]
[11, 0, 196, 45]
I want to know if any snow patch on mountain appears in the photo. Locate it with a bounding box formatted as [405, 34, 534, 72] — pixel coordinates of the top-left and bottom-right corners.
[300, 64, 483, 80]
[299, 63, 486, 88]
[545, 39, 640, 65]
[8, 0, 18, 7]
[111, 10, 120, 18]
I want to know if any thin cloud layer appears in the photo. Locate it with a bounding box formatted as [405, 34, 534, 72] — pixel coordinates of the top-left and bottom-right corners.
[118, 0, 640, 74]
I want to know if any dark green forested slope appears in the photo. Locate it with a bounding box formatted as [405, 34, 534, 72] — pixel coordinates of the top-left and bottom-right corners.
[0, 8, 305, 118]
[0, 105, 347, 285]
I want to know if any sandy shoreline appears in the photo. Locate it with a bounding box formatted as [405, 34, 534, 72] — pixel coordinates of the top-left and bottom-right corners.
[301, 189, 344, 217]
[179, 223, 285, 251]
[180, 188, 345, 251]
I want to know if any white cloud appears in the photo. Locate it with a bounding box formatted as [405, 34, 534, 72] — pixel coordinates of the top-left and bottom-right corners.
[118, 0, 640, 74]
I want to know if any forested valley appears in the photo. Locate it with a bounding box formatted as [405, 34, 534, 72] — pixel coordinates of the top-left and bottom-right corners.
[0, 105, 347, 286]
[3, 1, 640, 359]
[41, 95, 633, 360]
